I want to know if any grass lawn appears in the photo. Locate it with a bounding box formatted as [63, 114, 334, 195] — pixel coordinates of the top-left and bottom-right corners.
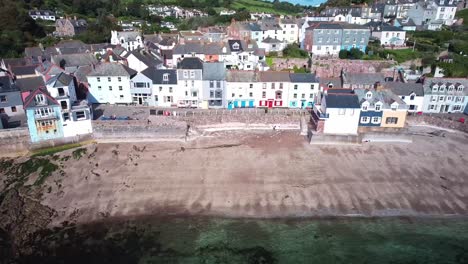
[384, 48, 421, 63]
[266, 57, 274, 67]
[456, 9, 468, 25]
[31, 142, 91, 157]
[231, 0, 296, 15]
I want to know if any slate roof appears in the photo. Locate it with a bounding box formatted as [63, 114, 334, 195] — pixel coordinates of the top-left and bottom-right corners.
[342, 72, 385, 85]
[248, 23, 262, 31]
[204, 42, 226, 55]
[384, 82, 424, 96]
[46, 72, 74, 87]
[320, 78, 343, 89]
[24, 47, 43, 58]
[15, 77, 45, 92]
[88, 63, 137, 77]
[315, 23, 343, 30]
[325, 94, 360, 108]
[254, 48, 266, 56]
[55, 40, 87, 49]
[177, 57, 203, 69]
[258, 71, 290, 82]
[173, 42, 204, 54]
[115, 31, 141, 41]
[228, 40, 243, 52]
[0, 76, 19, 93]
[423, 78, 468, 95]
[289, 73, 319, 83]
[354, 89, 405, 108]
[125, 50, 162, 67]
[35, 61, 64, 77]
[341, 24, 369, 30]
[74, 65, 93, 83]
[140, 68, 178, 85]
[51, 53, 98, 67]
[203, 63, 225, 80]
[2, 58, 30, 68]
[23, 88, 59, 108]
[226, 71, 258, 82]
[327, 88, 353, 94]
[11, 65, 37, 76]
[262, 37, 282, 44]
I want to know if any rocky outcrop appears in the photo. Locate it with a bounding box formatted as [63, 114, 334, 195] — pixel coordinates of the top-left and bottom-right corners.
[0, 188, 55, 256]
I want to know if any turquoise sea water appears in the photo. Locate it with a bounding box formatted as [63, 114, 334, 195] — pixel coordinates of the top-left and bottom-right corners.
[7, 217, 468, 263]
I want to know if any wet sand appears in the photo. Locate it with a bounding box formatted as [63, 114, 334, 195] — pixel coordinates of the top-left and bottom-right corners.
[39, 126, 468, 226]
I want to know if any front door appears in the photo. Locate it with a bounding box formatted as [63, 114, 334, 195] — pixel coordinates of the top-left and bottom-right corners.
[267, 100, 273, 108]
[138, 98, 143, 105]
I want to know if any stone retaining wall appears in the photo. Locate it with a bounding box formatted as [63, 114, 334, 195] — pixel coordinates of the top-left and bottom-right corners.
[92, 119, 188, 139]
[0, 128, 30, 155]
[407, 115, 468, 133]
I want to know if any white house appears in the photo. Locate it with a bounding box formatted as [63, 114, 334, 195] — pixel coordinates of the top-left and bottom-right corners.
[225, 40, 261, 71]
[288, 73, 320, 109]
[370, 24, 406, 46]
[61, 102, 93, 138]
[44, 72, 92, 137]
[29, 10, 56, 21]
[258, 37, 287, 54]
[384, 82, 425, 112]
[110, 31, 143, 51]
[87, 63, 137, 104]
[280, 18, 299, 43]
[176, 58, 204, 108]
[130, 68, 179, 107]
[316, 92, 361, 135]
[257, 71, 290, 108]
[422, 78, 468, 113]
[225, 71, 259, 109]
[45, 72, 77, 112]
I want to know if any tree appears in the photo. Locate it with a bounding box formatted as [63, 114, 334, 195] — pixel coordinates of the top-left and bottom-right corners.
[349, 48, 364, 59]
[207, 8, 217, 16]
[283, 44, 308, 58]
[339, 49, 348, 59]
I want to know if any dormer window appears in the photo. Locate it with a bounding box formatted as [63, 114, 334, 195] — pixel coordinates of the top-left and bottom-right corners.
[448, 85, 454, 91]
[232, 42, 240, 50]
[410, 93, 415, 100]
[362, 104, 368, 111]
[439, 85, 445, 92]
[457, 85, 464, 92]
[432, 84, 438, 92]
[366, 91, 372, 99]
[35, 94, 45, 105]
[163, 73, 169, 81]
[375, 103, 382, 111]
[391, 104, 398, 110]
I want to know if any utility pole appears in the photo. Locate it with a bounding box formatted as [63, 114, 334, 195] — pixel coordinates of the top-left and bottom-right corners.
[413, 39, 416, 52]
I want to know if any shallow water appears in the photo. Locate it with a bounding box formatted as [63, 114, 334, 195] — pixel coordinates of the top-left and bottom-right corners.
[7, 217, 468, 264]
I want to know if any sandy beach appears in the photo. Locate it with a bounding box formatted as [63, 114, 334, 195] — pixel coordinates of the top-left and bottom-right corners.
[28, 125, 468, 226]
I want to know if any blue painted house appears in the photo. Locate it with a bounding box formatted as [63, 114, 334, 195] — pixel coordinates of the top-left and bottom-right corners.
[24, 88, 64, 143]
